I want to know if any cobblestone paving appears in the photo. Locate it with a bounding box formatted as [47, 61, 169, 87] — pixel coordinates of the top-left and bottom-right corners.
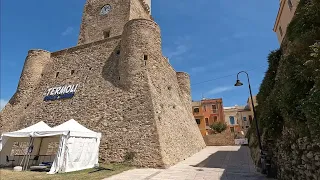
[104, 146, 270, 180]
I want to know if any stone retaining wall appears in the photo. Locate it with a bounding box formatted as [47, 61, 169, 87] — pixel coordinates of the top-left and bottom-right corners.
[203, 131, 235, 146]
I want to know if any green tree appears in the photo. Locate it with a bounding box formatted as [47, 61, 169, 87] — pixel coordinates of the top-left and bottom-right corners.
[210, 122, 227, 133]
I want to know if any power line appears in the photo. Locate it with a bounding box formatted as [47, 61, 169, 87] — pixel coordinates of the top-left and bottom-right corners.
[191, 65, 268, 85]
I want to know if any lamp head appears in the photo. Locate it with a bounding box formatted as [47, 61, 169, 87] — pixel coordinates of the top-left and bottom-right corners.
[234, 80, 243, 87]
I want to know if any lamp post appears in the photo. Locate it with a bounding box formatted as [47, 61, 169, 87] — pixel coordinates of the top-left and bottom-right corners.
[235, 71, 264, 169]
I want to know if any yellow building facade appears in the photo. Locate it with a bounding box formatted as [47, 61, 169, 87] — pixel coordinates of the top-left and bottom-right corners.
[273, 0, 300, 44]
[224, 106, 253, 136]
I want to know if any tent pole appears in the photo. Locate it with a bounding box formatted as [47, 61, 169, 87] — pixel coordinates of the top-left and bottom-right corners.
[21, 137, 32, 170]
[26, 137, 35, 170]
[23, 137, 34, 171]
[22, 139, 29, 170]
[38, 138, 43, 155]
[36, 137, 43, 165]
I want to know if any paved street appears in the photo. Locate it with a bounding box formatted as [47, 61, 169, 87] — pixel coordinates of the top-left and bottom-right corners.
[104, 146, 270, 180]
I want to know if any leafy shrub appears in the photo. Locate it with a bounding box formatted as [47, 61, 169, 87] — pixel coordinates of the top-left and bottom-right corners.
[210, 122, 227, 133]
[286, 0, 320, 42]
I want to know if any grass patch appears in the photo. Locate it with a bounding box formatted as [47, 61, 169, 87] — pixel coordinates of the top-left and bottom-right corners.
[0, 163, 133, 180]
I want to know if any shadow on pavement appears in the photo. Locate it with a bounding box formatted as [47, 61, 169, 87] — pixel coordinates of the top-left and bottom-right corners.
[191, 146, 269, 180]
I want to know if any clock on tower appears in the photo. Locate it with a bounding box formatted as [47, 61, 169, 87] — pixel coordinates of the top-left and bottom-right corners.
[100, 4, 112, 16]
[78, 0, 152, 45]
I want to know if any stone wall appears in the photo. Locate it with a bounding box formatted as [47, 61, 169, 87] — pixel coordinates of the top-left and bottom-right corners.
[269, 128, 320, 180]
[176, 72, 192, 111]
[0, 18, 205, 168]
[248, 127, 320, 180]
[203, 131, 235, 146]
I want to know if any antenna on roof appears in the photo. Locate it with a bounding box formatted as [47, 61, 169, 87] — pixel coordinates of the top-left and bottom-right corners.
[202, 93, 206, 100]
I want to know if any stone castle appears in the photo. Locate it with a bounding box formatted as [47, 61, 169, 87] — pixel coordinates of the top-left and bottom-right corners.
[0, 0, 205, 167]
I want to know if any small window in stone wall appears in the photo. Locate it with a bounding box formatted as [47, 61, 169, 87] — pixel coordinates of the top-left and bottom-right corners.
[56, 72, 59, 78]
[144, 55, 148, 66]
[193, 108, 199, 113]
[104, 30, 110, 38]
[116, 50, 120, 55]
[195, 119, 201, 125]
[71, 70, 75, 75]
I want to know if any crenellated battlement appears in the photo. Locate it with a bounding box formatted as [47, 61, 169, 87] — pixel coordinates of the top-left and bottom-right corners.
[138, 0, 151, 14]
[28, 49, 51, 54]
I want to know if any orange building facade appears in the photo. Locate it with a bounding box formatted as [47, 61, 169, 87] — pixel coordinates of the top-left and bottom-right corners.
[192, 98, 225, 136]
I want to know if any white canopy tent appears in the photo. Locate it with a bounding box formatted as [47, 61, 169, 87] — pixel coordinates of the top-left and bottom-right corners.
[0, 121, 53, 150]
[0, 119, 102, 174]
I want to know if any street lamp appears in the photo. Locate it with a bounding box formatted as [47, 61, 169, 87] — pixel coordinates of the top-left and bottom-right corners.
[235, 71, 265, 171]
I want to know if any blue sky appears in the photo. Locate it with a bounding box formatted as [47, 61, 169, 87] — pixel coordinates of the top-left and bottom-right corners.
[0, 0, 279, 109]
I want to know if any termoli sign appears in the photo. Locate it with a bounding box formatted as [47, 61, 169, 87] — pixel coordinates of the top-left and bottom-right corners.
[44, 84, 79, 101]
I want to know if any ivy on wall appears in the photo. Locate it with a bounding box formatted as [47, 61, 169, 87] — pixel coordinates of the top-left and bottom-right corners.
[247, 0, 320, 177]
[251, 0, 320, 142]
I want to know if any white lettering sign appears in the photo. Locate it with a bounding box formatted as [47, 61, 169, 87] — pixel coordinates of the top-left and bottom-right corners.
[44, 84, 79, 101]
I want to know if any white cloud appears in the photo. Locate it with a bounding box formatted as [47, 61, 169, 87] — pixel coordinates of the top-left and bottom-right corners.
[61, 27, 74, 36]
[166, 44, 188, 59]
[206, 86, 234, 95]
[191, 66, 206, 74]
[164, 36, 191, 60]
[0, 99, 8, 110]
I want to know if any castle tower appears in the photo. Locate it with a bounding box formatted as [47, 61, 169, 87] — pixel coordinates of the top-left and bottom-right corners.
[1, 0, 206, 169]
[78, 0, 152, 45]
[16, 50, 51, 103]
[176, 72, 192, 110]
[119, 19, 161, 90]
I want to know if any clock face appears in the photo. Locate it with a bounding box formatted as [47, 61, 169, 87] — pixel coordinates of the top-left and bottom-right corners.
[100, 4, 112, 15]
